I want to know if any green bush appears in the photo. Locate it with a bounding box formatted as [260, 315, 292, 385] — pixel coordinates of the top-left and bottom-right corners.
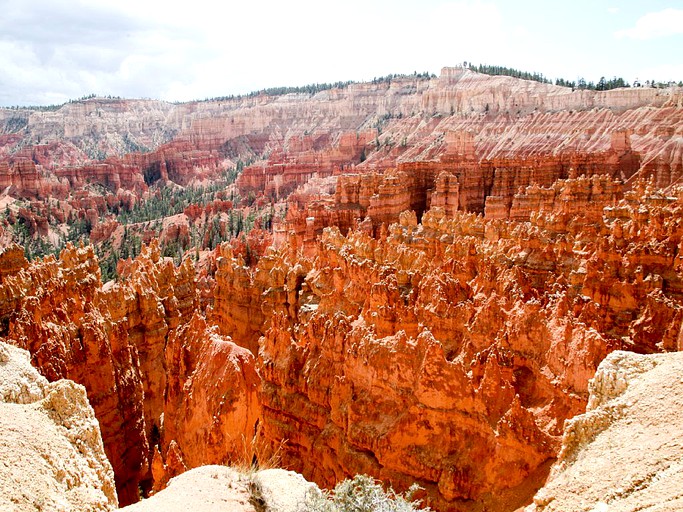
[304, 474, 429, 512]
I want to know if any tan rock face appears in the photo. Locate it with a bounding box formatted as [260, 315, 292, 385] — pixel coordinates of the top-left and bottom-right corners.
[120, 465, 318, 512]
[2, 70, 681, 203]
[0, 341, 118, 511]
[120, 465, 257, 512]
[529, 350, 683, 512]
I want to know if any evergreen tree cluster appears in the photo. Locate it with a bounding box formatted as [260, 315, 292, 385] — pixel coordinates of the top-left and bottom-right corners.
[2, 93, 121, 112]
[371, 71, 435, 84]
[200, 82, 356, 103]
[467, 63, 552, 84]
[467, 63, 636, 91]
[556, 76, 630, 91]
[118, 165, 241, 224]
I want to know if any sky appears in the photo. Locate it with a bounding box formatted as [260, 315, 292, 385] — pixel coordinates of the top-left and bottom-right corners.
[1, 0, 682, 106]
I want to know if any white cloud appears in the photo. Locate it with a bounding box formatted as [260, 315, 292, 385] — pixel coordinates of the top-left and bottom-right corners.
[615, 8, 683, 40]
[607, 7, 619, 15]
[0, 0, 589, 106]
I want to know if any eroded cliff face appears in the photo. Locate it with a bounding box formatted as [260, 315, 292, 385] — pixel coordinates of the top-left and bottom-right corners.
[3, 178, 683, 510]
[0, 242, 259, 506]
[205, 179, 683, 510]
[1, 69, 681, 202]
[1, 68, 682, 511]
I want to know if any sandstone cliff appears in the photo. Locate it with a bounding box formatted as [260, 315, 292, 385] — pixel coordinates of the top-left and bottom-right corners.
[0, 340, 117, 511]
[0, 67, 682, 511]
[1, 69, 680, 203]
[529, 350, 683, 511]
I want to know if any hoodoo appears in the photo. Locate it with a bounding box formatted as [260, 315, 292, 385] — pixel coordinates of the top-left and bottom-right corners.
[0, 65, 682, 510]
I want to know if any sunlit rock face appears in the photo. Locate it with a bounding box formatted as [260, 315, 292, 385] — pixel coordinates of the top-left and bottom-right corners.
[528, 350, 683, 512]
[0, 340, 118, 511]
[209, 181, 683, 510]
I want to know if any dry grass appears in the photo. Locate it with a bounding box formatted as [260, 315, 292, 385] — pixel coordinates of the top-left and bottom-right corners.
[232, 422, 287, 475]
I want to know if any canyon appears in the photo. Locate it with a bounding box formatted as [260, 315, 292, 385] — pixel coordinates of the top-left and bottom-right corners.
[0, 67, 682, 511]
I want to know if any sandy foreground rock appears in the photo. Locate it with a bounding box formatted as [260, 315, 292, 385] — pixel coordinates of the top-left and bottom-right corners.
[120, 465, 316, 512]
[528, 350, 683, 511]
[0, 341, 117, 511]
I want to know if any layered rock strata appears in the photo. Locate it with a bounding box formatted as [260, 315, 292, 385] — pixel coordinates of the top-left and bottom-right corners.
[1, 69, 681, 206]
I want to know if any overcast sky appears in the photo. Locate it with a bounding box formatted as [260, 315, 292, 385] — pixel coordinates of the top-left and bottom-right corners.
[1, 0, 682, 106]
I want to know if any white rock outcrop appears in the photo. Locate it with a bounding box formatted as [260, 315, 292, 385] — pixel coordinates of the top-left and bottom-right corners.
[0, 341, 117, 511]
[529, 350, 683, 511]
[120, 465, 319, 512]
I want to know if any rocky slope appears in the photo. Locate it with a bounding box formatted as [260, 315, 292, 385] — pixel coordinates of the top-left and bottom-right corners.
[0, 67, 682, 511]
[1, 67, 681, 278]
[529, 350, 683, 511]
[0, 242, 259, 506]
[207, 178, 683, 510]
[0, 340, 117, 511]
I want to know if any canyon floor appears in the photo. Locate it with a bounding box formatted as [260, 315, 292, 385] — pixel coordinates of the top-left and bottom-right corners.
[0, 66, 682, 511]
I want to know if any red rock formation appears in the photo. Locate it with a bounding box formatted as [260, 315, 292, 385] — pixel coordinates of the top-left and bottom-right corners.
[2, 70, 678, 213]
[199, 180, 683, 510]
[236, 131, 374, 200]
[155, 312, 260, 488]
[0, 244, 27, 280]
[0, 70, 682, 511]
[0, 242, 259, 505]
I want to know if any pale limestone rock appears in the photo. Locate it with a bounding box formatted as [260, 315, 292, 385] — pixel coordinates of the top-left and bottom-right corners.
[0, 341, 117, 511]
[120, 465, 255, 512]
[252, 468, 319, 512]
[0, 342, 46, 404]
[529, 351, 683, 511]
[120, 465, 321, 512]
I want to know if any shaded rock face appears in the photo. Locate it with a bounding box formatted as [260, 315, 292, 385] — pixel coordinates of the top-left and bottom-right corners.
[207, 183, 683, 510]
[528, 350, 683, 512]
[0, 341, 118, 511]
[0, 242, 259, 506]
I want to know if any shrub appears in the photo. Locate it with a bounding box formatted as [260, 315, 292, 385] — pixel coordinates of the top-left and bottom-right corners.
[304, 474, 430, 512]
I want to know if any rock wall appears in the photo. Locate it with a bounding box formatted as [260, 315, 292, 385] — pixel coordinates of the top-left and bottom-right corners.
[0, 242, 259, 506]
[1, 70, 681, 204]
[529, 350, 683, 511]
[206, 181, 683, 510]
